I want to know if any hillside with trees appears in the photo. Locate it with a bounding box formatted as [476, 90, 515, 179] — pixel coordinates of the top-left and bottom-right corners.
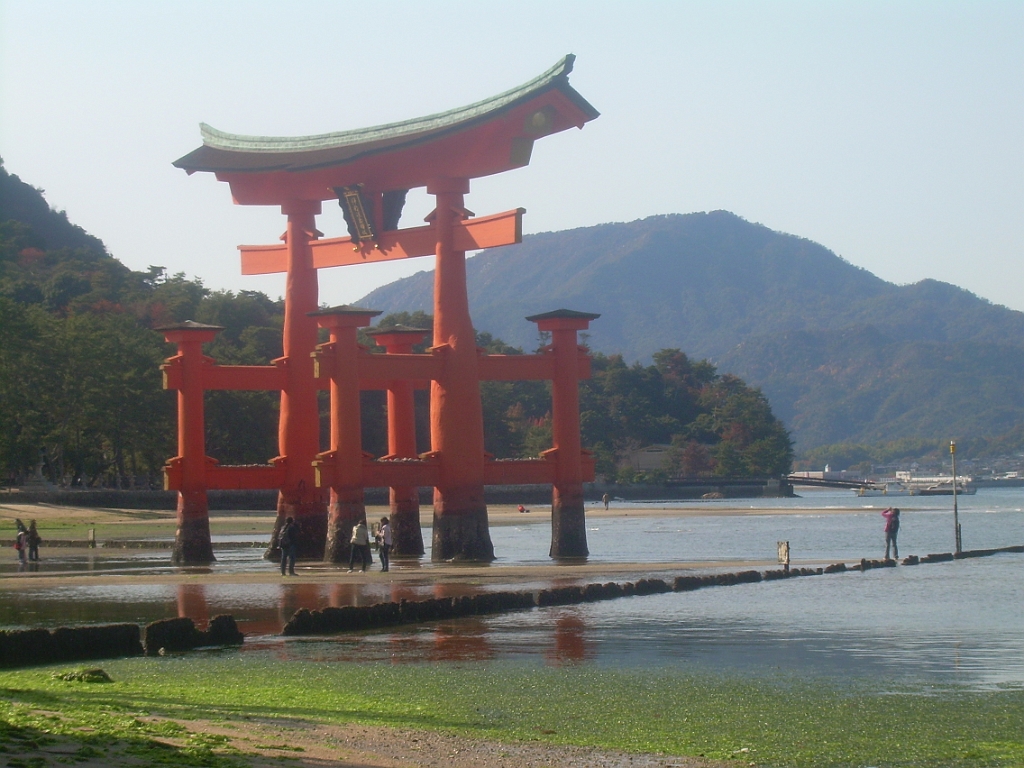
[1, 161, 790, 485]
[0, 159, 285, 486]
[362, 211, 1024, 453]
[367, 313, 793, 481]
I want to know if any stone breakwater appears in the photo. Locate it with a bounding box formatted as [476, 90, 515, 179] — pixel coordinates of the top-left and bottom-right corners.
[2, 545, 1020, 665]
[141, 615, 244, 656]
[282, 569, 811, 636]
[282, 544, 1024, 637]
[0, 615, 243, 669]
[0, 623, 142, 668]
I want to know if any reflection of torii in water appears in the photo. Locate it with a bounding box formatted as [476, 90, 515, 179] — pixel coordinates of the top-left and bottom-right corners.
[164, 56, 600, 565]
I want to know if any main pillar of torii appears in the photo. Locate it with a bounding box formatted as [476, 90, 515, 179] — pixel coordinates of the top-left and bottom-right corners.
[171, 55, 599, 561]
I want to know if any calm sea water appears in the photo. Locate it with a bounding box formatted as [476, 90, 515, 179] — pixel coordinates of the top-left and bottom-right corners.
[2, 488, 1023, 689]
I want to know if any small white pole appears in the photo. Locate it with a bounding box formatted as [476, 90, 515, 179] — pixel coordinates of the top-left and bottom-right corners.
[950, 441, 961, 554]
[777, 540, 790, 572]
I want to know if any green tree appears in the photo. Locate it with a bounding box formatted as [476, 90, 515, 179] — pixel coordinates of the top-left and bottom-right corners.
[0, 297, 46, 480]
[581, 351, 792, 481]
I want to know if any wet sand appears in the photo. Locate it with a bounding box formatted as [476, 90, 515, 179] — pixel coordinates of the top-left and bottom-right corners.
[0, 557, 788, 591]
[0, 497, 853, 590]
[0, 495, 864, 529]
[0, 497, 895, 767]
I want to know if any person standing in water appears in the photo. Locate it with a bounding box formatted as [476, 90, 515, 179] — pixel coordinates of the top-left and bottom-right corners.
[26, 520, 41, 562]
[14, 527, 27, 565]
[348, 519, 370, 572]
[278, 516, 298, 576]
[882, 507, 900, 560]
[377, 516, 392, 572]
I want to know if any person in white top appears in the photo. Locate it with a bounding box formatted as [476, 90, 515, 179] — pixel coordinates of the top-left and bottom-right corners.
[348, 520, 370, 572]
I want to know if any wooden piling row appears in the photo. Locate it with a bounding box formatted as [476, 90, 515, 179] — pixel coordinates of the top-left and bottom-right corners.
[0, 615, 244, 669]
[3, 544, 1020, 665]
[280, 543, 1024, 637]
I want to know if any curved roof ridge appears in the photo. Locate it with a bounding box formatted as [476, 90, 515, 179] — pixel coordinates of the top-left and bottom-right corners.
[200, 55, 581, 154]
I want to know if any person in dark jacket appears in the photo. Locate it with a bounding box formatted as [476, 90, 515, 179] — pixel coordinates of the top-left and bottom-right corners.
[882, 507, 900, 560]
[26, 520, 41, 562]
[279, 517, 298, 576]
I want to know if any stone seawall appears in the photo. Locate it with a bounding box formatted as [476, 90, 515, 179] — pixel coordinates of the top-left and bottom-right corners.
[1, 623, 143, 668]
[0, 615, 243, 669]
[281, 544, 1023, 637]
[4, 545, 1019, 666]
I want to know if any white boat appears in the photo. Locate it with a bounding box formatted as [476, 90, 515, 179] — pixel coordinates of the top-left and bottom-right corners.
[917, 480, 976, 496]
[856, 482, 916, 497]
[855, 475, 976, 497]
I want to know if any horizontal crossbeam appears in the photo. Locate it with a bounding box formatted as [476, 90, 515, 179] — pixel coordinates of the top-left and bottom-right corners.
[162, 349, 590, 392]
[163, 460, 286, 491]
[239, 208, 524, 275]
[313, 455, 594, 490]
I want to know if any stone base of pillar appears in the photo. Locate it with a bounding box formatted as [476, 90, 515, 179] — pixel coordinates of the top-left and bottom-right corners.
[173, 490, 215, 564]
[390, 487, 424, 557]
[432, 485, 494, 562]
[550, 483, 588, 559]
[324, 488, 366, 563]
[266, 487, 328, 561]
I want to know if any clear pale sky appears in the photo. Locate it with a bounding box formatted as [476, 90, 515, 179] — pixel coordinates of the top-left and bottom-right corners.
[2, 1, 1022, 312]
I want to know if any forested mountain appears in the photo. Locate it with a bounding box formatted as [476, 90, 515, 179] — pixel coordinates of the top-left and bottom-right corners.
[1, 161, 790, 484]
[0, 165, 105, 254]
[371, 313, 792, 481]
[0, 159, 284, 485]
[361, 212, 1024, 450]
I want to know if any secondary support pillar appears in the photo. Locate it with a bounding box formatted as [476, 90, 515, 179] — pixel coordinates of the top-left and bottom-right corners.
[312, 306, 381, 563]
[367, 325, 430, 557]
[428, 178, 494, 561]
[159, 321, 222, 564]
[528, 310, 600, 559]
[270, 200, 328, 560]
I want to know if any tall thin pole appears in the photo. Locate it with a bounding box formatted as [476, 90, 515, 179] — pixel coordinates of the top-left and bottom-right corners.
[951, 440, 962, 554]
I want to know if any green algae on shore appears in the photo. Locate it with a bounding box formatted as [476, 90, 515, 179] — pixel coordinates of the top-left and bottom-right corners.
[2, 656, 1023, 767]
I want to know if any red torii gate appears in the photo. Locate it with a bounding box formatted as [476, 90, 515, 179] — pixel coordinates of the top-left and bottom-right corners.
[164, 55, 599, 564]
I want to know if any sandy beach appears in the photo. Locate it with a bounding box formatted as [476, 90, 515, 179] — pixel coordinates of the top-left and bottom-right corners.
[3, 494, 1019, 768]
[0, 498, 809, 766]
[0, 497, 823, 767]
[0, 496, 860, 590]
[0, 495, 866, 531]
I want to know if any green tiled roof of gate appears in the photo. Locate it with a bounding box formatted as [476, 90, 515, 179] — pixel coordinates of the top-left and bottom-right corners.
[173, 55, 597, 174]
[308, 305, 382, 317]
[525, 309, 601, 322]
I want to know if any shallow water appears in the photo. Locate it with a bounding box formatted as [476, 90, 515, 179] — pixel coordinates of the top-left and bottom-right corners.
[2, 488, 1023, 689]
[226, 553, 1024, 690]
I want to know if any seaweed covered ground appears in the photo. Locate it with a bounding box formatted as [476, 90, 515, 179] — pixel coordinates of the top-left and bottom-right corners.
[2, 656, 1023, 767]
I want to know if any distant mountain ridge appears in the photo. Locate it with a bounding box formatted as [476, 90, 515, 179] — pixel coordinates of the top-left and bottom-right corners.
[361, 211, 1024, 450]
[0, 159, 107, 253]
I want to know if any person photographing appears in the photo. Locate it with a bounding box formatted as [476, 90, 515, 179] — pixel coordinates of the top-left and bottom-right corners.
[882, 507, 900, 560]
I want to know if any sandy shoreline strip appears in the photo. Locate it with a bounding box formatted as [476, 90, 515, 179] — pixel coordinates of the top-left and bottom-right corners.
[0, 558, 793, 590]
[0, 498, 863, 590]
[0, 498, 873, 527]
